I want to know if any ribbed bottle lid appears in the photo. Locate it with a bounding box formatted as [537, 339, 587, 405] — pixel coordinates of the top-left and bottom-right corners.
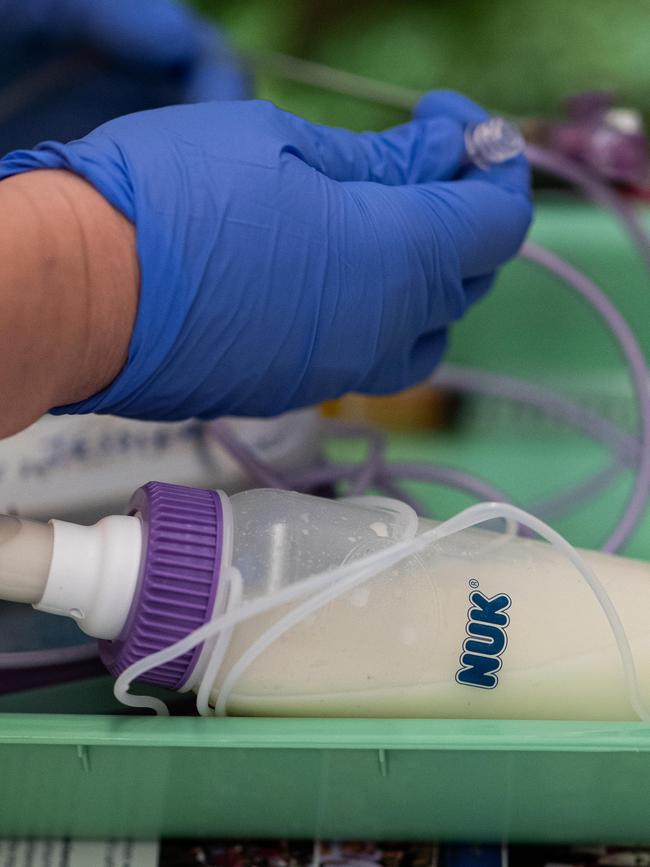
[99, 481, 224, 690]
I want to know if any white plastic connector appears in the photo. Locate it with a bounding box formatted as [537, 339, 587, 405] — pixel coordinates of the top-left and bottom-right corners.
[465, 117, 525, 169]
[35, 515, 142, 640]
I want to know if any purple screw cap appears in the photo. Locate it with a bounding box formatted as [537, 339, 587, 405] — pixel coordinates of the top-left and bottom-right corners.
[99, 481, 224, 690]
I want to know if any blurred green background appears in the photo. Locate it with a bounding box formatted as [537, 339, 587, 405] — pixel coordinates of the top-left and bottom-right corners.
[194, 0, 650, 129]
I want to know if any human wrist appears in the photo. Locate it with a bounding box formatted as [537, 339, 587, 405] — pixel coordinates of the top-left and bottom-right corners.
[0, 169, 138, 436]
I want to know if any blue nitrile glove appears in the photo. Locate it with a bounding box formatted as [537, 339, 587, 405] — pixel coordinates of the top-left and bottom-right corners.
[0, 91, 531, 420]
[0, 0, 249, 151]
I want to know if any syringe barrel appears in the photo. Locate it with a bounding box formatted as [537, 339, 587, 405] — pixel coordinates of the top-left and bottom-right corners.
[0, 515, 53, 604]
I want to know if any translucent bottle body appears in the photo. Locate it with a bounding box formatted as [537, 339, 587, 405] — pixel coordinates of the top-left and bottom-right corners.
[201, 490, 650, 721]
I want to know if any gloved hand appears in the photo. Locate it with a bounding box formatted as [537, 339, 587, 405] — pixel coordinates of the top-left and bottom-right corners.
[0, 91, 532, 420]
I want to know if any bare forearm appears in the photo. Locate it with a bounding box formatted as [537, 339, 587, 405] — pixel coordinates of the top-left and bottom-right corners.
[0, 170, 138, 437]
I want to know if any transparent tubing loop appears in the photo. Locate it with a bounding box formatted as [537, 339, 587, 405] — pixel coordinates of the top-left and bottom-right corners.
[114, 501, 650, 722]
[519, 242, 650, 553]
[195, 566, 243, 717]
[212, 502, 647, 717]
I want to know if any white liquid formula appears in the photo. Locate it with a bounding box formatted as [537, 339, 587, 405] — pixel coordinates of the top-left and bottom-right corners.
[199, 492, 650, 721]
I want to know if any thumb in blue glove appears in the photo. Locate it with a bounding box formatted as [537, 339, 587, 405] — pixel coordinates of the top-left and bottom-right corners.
[0, 92, 532, 420]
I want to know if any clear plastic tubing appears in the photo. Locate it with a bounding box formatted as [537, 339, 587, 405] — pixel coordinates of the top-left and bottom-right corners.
[465, 117, 525, 168]
[521, 242, 650, 553]
[111, 495, 650, 722]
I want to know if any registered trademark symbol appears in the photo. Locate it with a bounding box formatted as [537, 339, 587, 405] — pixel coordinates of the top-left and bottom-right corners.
[469, 578, 479, 589]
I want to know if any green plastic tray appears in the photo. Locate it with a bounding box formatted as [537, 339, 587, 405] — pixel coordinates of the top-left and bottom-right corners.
[2, 199, 650, 842]
[3, 711, 650, 843]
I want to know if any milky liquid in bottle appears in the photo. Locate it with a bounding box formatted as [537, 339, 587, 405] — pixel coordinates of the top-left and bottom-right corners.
[186, 490, 650, 721]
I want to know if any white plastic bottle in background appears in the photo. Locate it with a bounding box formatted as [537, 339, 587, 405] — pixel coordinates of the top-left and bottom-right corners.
[0, 408, 321, 522]
[0, 409, 322, 666]
[2, 482, 650, 721]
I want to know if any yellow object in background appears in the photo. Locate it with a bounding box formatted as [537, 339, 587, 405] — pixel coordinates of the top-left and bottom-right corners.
[322, 384, 451, 430]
